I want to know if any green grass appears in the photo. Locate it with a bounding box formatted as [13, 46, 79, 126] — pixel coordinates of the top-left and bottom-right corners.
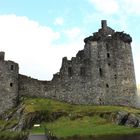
[30, 115, 140, 138]
[1, 97, 140, 139]
[23, 97, 140, 138]
[23, 97, 140, 114]
[0, 131, 28, 140]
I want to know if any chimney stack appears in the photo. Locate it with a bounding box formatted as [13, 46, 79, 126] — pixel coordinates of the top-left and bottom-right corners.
[101, 20, 107, 29]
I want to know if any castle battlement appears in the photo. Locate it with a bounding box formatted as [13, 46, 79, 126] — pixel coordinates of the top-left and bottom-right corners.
[0, 20, 137, 114]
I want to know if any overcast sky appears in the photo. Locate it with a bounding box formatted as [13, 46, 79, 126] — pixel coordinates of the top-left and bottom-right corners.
[0, 0, 139, 84]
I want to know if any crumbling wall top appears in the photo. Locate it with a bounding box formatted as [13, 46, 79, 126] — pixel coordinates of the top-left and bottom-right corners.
[84, 20, 132, 44]
[101, 20, 107, 29]
[0, 51, 5, 61]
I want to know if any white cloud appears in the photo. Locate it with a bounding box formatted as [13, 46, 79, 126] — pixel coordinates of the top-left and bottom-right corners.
[64, 27, 81, 40]
[89, 0, 140, 16]
[122, 0, 140, 15]
[54, 17, 64, 25]
[89, 0, 119, 15]
[0, 14, 84, 80]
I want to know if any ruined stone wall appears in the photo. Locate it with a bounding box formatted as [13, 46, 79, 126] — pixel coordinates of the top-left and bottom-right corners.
[0, 52, 19, 114]
[18, 20, 137, 107]
[0, 20, 137, 115]
[18, 74, 53, 98]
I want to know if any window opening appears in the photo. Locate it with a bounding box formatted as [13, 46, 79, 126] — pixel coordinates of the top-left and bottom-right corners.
[108, 63, 111, 66]
[11, 65, 14, 70]
[106, 43, 109, 51]
[106, 83, 109, 88]
[99, 98, 102, 105]
[99, 68, 103, 77]
[68, 67, 73, 77]
[10, 83, 13, 87]
[114, 74, 117, 79]
[107, 53, 110, 58]
[80, 67, 86, 76]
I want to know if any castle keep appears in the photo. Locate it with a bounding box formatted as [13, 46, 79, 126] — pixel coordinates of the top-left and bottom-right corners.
[0, 20, 137, 114]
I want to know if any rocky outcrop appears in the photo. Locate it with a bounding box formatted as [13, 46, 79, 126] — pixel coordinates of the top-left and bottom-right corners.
[114, 111, 140, 127]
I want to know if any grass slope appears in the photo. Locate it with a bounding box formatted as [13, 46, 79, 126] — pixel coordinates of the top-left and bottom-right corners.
[31, 116, 140, 138]
[22, 97, 140, 138]
[23, 97, 140, 114]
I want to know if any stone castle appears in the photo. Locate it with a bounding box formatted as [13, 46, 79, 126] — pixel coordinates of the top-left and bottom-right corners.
[0, 20, 137, 114]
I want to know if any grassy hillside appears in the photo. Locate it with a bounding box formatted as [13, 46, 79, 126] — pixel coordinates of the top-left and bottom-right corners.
[23, 97, 140, 114]
[31, 115, 140, 138]
[1, 97, 140, 139]
[22, 97, 140, 138]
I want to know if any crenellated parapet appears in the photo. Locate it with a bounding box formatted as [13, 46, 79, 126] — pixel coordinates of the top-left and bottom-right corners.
[112, 31, 132, 43]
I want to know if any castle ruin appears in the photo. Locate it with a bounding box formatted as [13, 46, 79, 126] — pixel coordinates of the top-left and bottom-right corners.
[0, 20, 137, 114]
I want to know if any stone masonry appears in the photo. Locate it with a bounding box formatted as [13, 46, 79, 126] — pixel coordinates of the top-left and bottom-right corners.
[0, 52, 19, 114]
[0, 20, 137, 114]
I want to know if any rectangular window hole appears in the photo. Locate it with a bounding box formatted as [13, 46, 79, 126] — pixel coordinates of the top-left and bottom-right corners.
[68, 67, 73, 77]
[106, 43, 109, 51]
[107, 53, 110, 58]
[80, 67, 86, 76]
[114, 74, 117, 79]
[11, 65, 14, 70]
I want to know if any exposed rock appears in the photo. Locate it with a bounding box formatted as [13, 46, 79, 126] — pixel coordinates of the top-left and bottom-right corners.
[125, 114, 140, 127]
[109, 111, 140, 128]
[115, 111, 129, 125]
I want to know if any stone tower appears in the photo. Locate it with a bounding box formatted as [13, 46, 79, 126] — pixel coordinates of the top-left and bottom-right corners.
[82, 20, 137, 106]
[0, 52, 19, 114]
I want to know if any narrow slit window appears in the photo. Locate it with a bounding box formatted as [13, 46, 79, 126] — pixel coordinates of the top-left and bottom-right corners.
[99, 98, 102, 105]
[80, 67, 86, 76]
[106, 83, 109, 88]
[68, 67, 73, 77]
[106, 43, 109, 51]
[99, 68, 102, 77]
[11, 65, 14, 70]
[10, 83, 13, 87]
[107, 53, 110, 58]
